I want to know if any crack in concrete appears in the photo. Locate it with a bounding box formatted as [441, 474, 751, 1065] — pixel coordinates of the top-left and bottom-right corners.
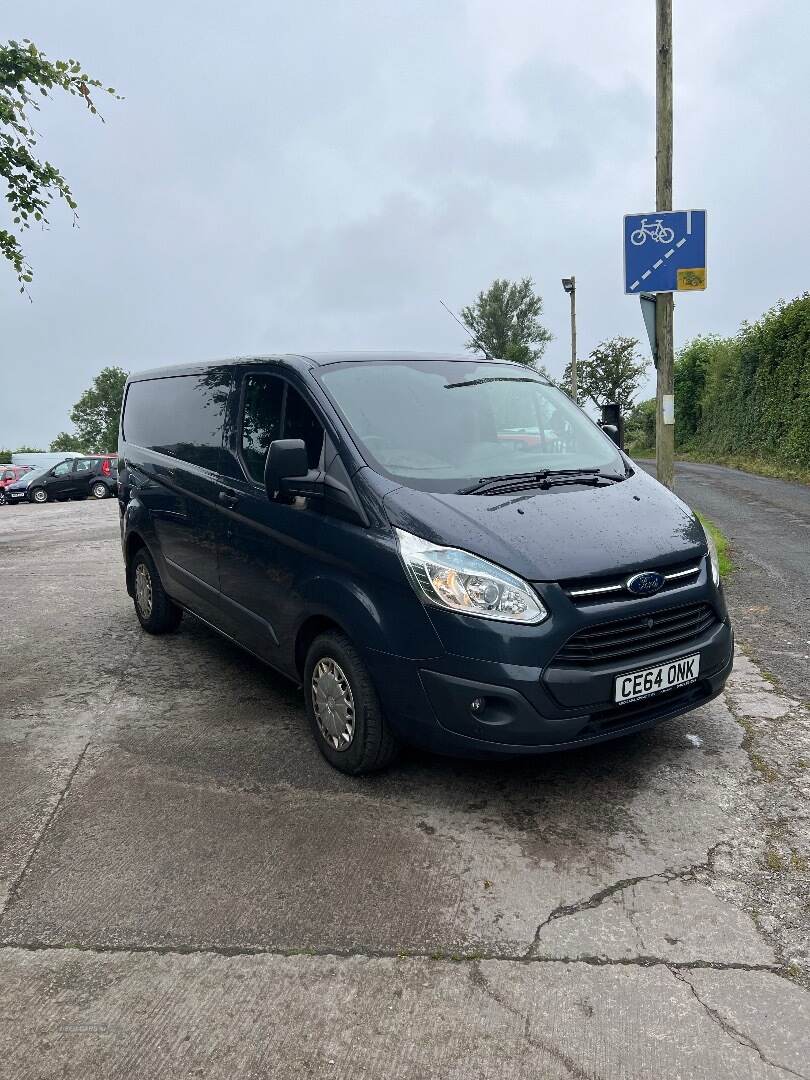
[0, 740, 92, 926]
[0, 938, 792, 977]
[669, 966, 809, 1080]
[468, 961, 602, 1080]
[524, 842, 728, 960]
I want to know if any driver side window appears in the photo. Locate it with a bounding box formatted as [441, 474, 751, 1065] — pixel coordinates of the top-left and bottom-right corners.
[241, 376, 284, 483]
[240, 375, 325, 484]
[52, 461, 72, 477]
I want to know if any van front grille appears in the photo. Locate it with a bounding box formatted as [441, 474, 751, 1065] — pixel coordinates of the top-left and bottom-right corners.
[554, 602, 717, 666]
[561, 559, 703, 605]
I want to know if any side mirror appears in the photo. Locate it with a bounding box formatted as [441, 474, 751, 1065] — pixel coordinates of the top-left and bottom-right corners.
[264, 439, 309, 498]
[600, 423, 620, 446]
[600, 402, 624, 449]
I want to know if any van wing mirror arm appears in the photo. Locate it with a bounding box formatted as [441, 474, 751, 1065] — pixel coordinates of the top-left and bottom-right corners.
[279, 469, 325, 498]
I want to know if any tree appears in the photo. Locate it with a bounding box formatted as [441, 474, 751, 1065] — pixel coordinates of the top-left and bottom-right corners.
[625, 398, 656, 451]
[50, 431, 86, 453]
[556, 364, 584, 406]
[460, 277, 552, 368]
[1, 38, 119, 289]
[570, 336, 649, 412]
[70, 366, 128, 452]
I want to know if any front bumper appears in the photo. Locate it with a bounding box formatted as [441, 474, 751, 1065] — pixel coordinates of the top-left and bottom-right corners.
[365, 617, 734, 757]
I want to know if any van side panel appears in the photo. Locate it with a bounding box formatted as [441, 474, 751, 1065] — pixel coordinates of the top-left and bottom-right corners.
[120, 368, 235, 620]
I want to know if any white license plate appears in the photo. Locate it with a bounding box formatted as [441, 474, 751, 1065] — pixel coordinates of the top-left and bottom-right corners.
[614, 653, 700, 704]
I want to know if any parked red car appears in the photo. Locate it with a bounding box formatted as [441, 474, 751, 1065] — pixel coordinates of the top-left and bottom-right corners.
[0, 465, 32, 504]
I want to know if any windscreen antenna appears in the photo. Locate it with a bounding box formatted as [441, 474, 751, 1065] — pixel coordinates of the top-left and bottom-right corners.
[440, 299, 493, 360]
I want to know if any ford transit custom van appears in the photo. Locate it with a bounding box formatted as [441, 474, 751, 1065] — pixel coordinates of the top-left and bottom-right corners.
[118, 353, 733, 773]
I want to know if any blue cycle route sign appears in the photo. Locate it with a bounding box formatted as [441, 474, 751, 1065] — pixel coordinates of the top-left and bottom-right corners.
[623, 209, 707, 294]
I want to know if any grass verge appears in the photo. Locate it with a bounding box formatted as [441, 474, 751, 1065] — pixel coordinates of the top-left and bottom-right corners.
[695, 513, 732, 579]
[627, 447, 810, 486]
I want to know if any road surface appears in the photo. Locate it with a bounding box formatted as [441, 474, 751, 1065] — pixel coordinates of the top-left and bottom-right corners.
[639, 460, 810, 702]
[0, 499, 808, 1079]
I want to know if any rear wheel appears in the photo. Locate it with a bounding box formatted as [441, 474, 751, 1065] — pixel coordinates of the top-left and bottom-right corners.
[304, 631, 398, 774]
[131, 547, 183, 634]
[30, 487, 47, 504]
[91, 481, 108, 499]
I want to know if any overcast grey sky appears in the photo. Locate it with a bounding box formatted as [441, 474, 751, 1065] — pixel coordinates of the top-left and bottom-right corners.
[2, 0, 808, 449]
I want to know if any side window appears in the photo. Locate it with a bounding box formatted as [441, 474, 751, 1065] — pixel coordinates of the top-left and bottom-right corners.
[52, 461, 72, 477]
[122, 370, 233, 474]
[284, 386, 324, 469]
[240, 375, 284, 483]
[75, 459, 95, 473]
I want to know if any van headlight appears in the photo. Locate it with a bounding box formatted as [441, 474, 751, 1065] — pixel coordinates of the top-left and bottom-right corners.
[394, 528, 547, 624]
[704, 527, 720, 587]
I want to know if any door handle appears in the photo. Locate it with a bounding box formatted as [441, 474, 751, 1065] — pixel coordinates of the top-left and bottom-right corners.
[218, 489, 239, 509]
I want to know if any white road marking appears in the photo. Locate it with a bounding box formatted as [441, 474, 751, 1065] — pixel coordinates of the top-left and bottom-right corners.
[641, 269, 652, 280]
[665, 248, 675, 258]
[653, 259, 663, 269]
[630, 280, 640, 290]
[676, 238, 686, 248]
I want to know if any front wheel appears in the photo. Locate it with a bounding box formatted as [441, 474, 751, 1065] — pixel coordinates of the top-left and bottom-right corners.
[131, 547, 183, 634]
[30, 487, 47, 504]
[0, 490, 6, 506]
[304, 631, 398, 774]
[630, 228, 646, 245]
[91, 481, 108, 499]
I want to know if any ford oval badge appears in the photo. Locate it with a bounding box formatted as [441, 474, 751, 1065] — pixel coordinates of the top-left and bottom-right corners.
[626, 571, 665, 597]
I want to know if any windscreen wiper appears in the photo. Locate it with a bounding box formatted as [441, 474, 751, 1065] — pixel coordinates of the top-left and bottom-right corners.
[458, 470, 552, 495]
[459, 468, 622, 496]
[444, 376, 544, 390]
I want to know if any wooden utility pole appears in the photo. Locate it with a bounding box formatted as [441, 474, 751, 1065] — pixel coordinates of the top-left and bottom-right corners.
[655, 0, 675, 489]
[569, 276, 578, 401]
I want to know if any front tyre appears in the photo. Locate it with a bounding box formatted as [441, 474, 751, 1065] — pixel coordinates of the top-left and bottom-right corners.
[304, 631, 398, 775]
[30, 487, 47, 504]
[91, 481, 108, 499]
[131, 547, 183, 634]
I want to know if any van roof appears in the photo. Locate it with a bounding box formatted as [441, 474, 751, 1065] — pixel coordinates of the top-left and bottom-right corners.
[127, 351, 517, 382]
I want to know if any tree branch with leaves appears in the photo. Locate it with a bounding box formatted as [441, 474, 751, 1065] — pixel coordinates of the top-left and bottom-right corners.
[1, 38, 119, 290]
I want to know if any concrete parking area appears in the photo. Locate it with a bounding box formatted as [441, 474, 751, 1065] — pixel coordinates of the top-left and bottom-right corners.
[1, 498, 808, 1078]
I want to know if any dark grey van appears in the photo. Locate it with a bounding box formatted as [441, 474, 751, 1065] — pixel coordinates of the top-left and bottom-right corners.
[118, 353, 733, 774]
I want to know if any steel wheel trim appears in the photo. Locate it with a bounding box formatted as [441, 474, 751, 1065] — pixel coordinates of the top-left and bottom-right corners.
[32, 489, 46, 503]
[92, 483, 106, 498]
[134, 563, 153, 619]
[311, 657, 356, 751]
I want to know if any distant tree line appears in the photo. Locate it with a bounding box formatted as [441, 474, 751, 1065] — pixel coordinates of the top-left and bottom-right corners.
[626, 293, 810, 471]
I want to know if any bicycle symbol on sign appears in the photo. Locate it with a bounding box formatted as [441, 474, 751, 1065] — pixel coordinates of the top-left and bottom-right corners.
[630, 217, 675, 246]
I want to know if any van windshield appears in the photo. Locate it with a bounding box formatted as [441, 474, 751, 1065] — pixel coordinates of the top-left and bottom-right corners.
[317, 359, 626, 493]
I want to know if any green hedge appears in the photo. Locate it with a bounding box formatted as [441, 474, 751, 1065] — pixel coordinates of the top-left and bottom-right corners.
[628, 293, 810, 470]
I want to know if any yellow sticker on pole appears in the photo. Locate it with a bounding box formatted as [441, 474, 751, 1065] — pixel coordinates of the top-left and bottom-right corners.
[677, 267, 706, 291]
